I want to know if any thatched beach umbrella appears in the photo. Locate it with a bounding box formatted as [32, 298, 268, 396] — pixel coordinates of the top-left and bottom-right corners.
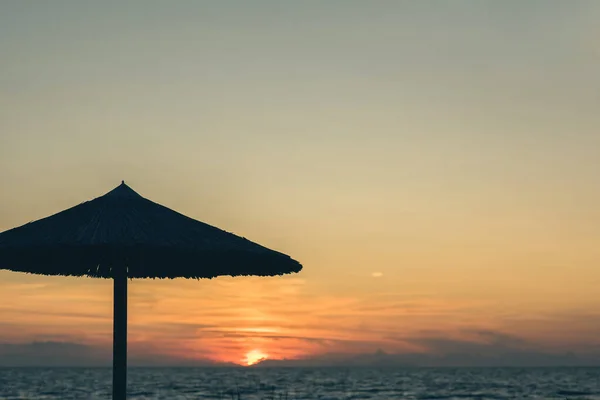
[0, 181, 302, 400]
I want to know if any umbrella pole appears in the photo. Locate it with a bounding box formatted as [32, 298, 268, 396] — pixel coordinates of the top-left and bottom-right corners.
[113, 266, 127, 400]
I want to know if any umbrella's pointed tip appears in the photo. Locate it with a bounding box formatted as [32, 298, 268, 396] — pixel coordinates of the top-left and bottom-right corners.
[104, 180, 142, 198]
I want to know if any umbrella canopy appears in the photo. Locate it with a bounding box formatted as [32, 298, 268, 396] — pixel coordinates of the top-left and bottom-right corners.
[0, 181, 302, 278]
[0, 181, 302, 400]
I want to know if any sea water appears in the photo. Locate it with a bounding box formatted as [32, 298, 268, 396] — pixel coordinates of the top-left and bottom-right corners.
[0, 367, 598, 399]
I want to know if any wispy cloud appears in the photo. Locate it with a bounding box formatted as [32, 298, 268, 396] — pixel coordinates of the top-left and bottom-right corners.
[1, 270, 599, 363]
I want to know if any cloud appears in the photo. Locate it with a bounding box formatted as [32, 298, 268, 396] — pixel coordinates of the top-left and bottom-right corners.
[257, 328, 600, 367]
[405, 330, 531, 355]
[371, 272, 383, 278]
[0, 341, 229, 367]
[391, 328, 600, 366]
[2, 325, 600, 367]
[2, 271, 599, 364]
[0, 341, 110, 367]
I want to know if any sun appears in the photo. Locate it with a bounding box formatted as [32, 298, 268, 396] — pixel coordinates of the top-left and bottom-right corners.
[245, 349, 268, 366]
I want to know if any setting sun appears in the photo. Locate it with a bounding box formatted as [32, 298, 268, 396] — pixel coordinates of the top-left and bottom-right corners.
[244, 350, 268, 366]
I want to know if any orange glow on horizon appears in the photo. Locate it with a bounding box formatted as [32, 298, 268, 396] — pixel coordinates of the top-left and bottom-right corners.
[244, 349, 268, 366]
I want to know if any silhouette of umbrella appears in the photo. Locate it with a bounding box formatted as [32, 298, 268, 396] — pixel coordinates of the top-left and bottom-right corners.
[0, 181, 302, 399]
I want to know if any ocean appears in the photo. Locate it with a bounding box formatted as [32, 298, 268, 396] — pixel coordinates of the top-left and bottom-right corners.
[0, 367, 598, 399]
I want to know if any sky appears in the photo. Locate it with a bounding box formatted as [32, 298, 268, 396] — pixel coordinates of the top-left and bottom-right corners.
[1, 1, 599, 366]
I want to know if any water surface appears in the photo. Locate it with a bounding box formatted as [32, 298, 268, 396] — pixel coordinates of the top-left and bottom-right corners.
[0, 367, 598, 399]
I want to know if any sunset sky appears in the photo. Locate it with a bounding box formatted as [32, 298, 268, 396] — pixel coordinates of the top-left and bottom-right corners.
[1, 1, 599, 366]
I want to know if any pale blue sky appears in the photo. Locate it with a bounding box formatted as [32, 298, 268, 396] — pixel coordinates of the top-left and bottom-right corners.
[2, 1, 598, 193]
